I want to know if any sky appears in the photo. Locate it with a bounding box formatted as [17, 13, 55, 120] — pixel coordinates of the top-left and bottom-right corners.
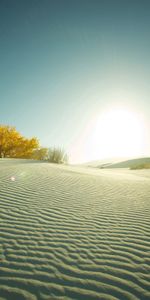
[0, 0, 150, 163]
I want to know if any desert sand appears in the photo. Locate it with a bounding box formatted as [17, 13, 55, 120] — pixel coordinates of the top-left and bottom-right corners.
[0, 159, 150, 299]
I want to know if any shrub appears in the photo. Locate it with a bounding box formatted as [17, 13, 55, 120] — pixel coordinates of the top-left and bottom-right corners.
[130, 163, 150, 170]
[48, 147, 68, 164]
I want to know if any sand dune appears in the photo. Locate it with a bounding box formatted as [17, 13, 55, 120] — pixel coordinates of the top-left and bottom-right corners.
[83, 157, 150, 169]
[0, 159, 150, 299]
[103, 157, 150, 169]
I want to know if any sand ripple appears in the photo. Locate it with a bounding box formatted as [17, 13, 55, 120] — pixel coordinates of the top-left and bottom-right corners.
[0, 159, 150, 299]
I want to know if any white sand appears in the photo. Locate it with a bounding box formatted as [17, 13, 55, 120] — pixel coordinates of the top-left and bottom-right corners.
[0, 159, 150, 300]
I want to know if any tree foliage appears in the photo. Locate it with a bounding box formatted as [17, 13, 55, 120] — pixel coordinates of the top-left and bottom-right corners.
[0, 125, 69, 163]
[31, 147, 48, 160]
[0, 125, 39, 158]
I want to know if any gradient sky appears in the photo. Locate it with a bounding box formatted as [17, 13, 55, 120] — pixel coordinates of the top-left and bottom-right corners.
[0, 0, 150, 163]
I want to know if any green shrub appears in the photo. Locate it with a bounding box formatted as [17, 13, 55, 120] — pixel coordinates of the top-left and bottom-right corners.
[48, 147, 68, 164]
[130, 163, 150, 170]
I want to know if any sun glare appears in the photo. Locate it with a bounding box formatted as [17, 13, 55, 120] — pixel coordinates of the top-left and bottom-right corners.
[82, 108, 145, 162]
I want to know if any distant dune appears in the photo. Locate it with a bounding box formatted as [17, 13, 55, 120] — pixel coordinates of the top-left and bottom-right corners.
[0, 159, 150, 299]
[104, 157, 150, 169]
[83, 157, 150, 169]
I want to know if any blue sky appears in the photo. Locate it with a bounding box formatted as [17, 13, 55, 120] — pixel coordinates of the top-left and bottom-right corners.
[0, 0, 150, 162]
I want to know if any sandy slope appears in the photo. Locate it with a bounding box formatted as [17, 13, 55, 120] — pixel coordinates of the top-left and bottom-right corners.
[0, 159, 150, 300]
[81, 157, 150, 169]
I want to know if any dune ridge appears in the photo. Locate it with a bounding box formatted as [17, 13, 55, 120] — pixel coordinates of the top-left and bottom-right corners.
[0, 159, 150, 299]
[82, 157, 150, 169]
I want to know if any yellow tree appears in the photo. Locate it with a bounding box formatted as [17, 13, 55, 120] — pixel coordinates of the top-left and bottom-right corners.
[0, 125, 21, 158]
[11, 137, 39, 158]
[0, 125, 39, 158]
[31, 147, 48, 160]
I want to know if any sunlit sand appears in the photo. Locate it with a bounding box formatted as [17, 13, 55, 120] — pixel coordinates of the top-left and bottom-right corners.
[0, 159, 150, 299]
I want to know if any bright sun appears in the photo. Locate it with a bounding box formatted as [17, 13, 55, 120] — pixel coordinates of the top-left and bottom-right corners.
[83, 108, 145, 162]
